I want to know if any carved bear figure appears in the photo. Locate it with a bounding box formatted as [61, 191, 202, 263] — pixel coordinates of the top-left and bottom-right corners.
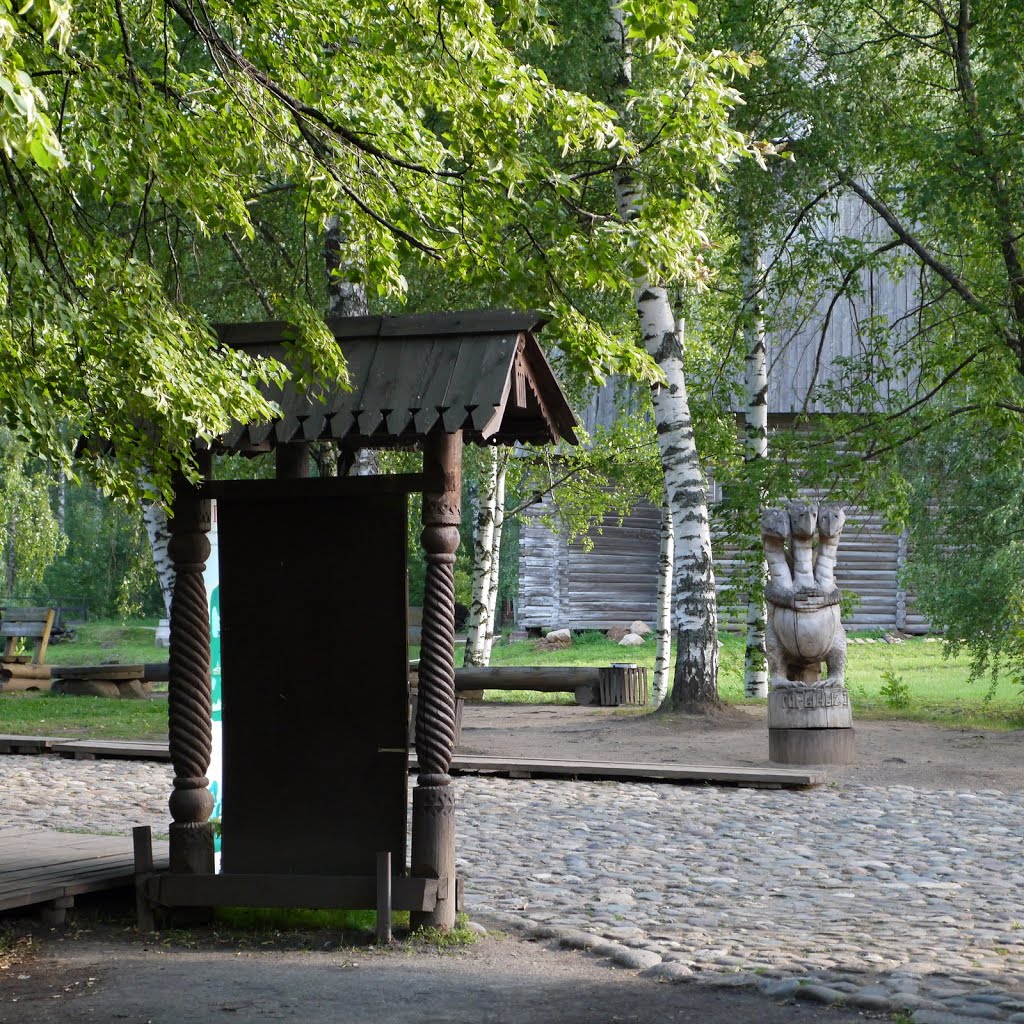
[762, 501, 848, 690]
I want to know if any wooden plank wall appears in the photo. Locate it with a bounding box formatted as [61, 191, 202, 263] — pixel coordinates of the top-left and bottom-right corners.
[766, 193, 920, 416]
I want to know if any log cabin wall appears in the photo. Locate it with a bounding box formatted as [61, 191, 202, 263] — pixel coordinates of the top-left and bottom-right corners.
[518, 495, 931, 634]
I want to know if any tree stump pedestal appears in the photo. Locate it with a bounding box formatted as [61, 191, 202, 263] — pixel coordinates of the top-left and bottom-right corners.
[768, 685, 855, 765]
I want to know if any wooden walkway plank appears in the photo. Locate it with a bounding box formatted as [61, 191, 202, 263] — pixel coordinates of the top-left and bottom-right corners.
[0, 828, 169, 917]
[1, 734, 824, 785]
[0, 734, 62, 754]
[51, 739, 172, 761]
[436, 754, 826, 787]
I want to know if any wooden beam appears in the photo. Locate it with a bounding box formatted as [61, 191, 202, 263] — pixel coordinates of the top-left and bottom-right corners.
[275, 443, 311, 479]
[454, 666, 600, 692]
[148, 872, 442, 912]
[201, 474, 426, 500]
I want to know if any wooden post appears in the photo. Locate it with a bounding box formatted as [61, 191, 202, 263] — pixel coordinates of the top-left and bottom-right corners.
[167, 455, 215, 879]
[411, 428, 461, 931]
[275, 443, 310, 479]
[376, 850, 392, 944]
[133, 825, 156, 932]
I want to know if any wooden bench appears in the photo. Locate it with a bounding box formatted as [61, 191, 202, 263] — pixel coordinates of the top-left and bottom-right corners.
[0, 607, 55, 691]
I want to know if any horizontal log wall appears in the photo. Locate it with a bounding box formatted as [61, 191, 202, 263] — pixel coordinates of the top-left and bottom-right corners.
[518, 502, 660, 630]
[518, 495, 932, 634]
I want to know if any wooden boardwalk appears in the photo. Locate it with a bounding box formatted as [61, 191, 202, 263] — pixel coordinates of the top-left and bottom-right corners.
[0, 826, 169, 922]
[439, 754, 826, 788]
[3, 735, 826, 787]
[50, 739, 172, 761]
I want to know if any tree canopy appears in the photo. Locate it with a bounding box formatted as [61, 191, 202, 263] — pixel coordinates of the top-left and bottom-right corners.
[0, 0, 757, 503]
[699, 0, 1024, 681]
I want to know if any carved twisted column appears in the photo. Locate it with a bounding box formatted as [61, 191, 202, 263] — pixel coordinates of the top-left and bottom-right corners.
[167, 466, 215, 877]
[412, 429, 462, 930]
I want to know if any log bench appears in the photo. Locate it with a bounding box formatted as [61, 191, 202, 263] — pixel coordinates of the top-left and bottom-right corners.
[452, 664, 649, 706]
[0, 607, 55, 692]
[50, 664, 152, 699]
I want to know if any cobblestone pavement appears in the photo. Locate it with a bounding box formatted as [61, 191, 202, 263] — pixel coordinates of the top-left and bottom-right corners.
[4, 755, 1024, 1023]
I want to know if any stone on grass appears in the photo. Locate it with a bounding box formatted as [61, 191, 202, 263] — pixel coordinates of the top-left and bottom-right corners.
[618, 633, 645, 646]
[606, 625, 631, 643]
[545, 628, 571, 642]
[628, 620, 653, 636]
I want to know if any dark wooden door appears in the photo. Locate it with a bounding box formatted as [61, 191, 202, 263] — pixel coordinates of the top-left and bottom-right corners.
[216, 489, 408, 877]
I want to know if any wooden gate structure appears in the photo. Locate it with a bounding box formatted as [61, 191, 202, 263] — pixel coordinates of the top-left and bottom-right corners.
[145, 310, 576, 930]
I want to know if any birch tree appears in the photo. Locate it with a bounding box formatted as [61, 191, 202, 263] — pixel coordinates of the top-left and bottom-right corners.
[652, 500, 674, 705]
[142, 497, 174, 617]
[606, 5, 730, 707]
[464, 446, 500, 667]
[739, 225, 769, 698]
[482, 450, 508, 662]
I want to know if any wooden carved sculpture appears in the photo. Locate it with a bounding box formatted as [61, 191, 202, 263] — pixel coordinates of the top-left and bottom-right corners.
[761, 502, 847, 690]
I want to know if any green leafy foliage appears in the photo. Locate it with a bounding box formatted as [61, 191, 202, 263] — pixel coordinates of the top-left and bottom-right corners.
[898, 419, 1024, 694]
[36, 482, 161, 618]
[0, 429, 65, 596]
[0, 0, 754, 501]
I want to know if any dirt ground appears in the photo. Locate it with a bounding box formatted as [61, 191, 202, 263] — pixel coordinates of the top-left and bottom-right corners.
[458, 701, 1024, 790]
[1, 919, 872, 1024]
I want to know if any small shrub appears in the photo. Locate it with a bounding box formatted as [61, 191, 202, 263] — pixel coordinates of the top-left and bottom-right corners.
[879, 668, 911, 709]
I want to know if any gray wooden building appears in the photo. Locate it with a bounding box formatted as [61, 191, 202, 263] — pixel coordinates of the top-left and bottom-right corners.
[518, 194, 933, 635]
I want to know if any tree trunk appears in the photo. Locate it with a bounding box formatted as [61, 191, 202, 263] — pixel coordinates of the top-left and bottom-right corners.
[740, 224, 769, 698]
[55, 465, 66, 534]
[622, 202, 720, 709]
[608, 2, 719, 708]
[482, 449, 508, 663]
[463, 446, 499, 667]
[143, 498, 175, 618]
[652, 499, 674, 706]
[326, 215, 378, 476]
[5, 509, 15, 598]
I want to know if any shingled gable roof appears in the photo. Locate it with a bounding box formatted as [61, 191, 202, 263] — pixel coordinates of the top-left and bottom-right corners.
[212, 309, 577, 452]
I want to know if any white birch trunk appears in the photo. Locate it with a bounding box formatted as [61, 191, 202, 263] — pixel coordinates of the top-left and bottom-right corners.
[143, 498, 175, 617]
[608, 4, 719, 705]
[481, 450, 508, 663]
[741, 225, 769, 698]
[463, 446, 499, 667]
[326, 215, 378, 476]
[652, 500, 674, 706]
[55, 465, 66, 534]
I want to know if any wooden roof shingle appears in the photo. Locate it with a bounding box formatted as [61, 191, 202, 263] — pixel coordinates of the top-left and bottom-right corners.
[213, 310, 577, 451]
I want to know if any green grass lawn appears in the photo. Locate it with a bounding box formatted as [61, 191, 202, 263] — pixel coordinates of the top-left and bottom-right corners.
[0, 618, 168, 740]
[0, 618, 1020, 739]
[485, 629, 1024, 730]
[45, 617, 163, 667]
